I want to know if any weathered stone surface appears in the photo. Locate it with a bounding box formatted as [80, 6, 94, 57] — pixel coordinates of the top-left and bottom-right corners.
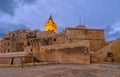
[0, 26, 106, 64]
[65, 27, 105, 51]
[0, 52, 32, 64]
[34, 42, 90, 64]
[0, 30, 32, 53]
[91, 38, 120, 63]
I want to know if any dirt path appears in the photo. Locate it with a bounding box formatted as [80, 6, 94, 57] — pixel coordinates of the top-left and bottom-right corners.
[0, 63, 120, 77]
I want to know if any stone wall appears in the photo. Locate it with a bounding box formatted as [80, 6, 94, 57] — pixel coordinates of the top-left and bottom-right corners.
[52, 33, 68, 45]
[37, 46, 90, 64]
[0, 58, 11, 64]
[65, 27, 105, 51]
[89, 40, 105, 51]
[0, 52, 33, 64]
[33, 41, 90, 64]
[37, 30, 55, 38]
[91, 38, 120, 63]
[1, 30, 31, 53]
[0, 57, 32, 64]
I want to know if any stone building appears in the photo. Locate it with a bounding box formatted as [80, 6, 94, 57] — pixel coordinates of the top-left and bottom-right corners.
[1, 30, 32, 53]
[91, 38, 120, 63]
[64, 25, 105, 52]
[0, 16, 109, 64]
[26, 25, 105, 64]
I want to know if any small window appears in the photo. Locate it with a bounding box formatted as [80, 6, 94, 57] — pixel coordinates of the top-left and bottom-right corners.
[8, 49, 10, 52]
[53, 38, 56, 41]
[107, 52, 113, 57]
[30, 49, 32, 51]
[27, 42, 30, 46]
[12, 34, 14, 36]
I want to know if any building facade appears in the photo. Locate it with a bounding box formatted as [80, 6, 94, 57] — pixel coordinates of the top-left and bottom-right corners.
[1, 30, 32, 53]
[25, 25, 104, 64]
[0, 16, 107, 64]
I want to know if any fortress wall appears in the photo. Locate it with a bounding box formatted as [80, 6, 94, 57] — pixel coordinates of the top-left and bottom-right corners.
[0, 57, 22, 64]
[52, 34, 68, 45]
[38, 47, 90, 64]
[0, 58, 11, 64]
[34, 41, 90, 64]
[89, 40, 105, 51]
[65, 28, 104, 39]
[65, 28, 105, 51]
[86, 29, 104, 40]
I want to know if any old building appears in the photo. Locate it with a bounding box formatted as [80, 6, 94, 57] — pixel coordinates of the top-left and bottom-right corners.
[64, 25, 105, 52]
[1, 30, 32, 53]
[1, 16, 114, 64]
[91, 38, 120, 63]
[0, 25, 105, 64]
[26, 25, 105, 64]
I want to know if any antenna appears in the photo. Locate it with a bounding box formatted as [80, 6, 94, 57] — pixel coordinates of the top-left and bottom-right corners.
[79, 14, 82, 25]
[79, 14, 85, 25]
[83, 14, 85, 25]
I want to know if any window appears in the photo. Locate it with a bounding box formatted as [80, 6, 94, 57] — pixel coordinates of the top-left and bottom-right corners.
[107, 52, 114, 57]
[8, 49, 10, 52]
[53, 38, 56, 41]
[27, 42, 30, 46]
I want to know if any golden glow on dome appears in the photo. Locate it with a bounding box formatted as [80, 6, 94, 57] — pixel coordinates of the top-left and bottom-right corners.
[45, 15, 56, 32]
[25, 30, 32, 33]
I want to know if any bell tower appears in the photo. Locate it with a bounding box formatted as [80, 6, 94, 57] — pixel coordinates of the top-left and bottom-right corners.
[45, 15, 56, 32]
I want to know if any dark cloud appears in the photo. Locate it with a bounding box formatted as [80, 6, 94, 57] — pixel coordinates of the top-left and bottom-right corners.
[105, 21, 120, 41]
[0, 0, 37, 15]
[0, 0, 17, 15]
[22, 0, 37, 4]
[0, 22, 30, 39]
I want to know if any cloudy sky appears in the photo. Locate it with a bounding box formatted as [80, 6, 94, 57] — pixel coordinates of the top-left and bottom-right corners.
[0, 0, 120, 41]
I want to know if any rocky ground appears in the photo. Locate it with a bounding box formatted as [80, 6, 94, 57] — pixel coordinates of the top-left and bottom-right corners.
[0, 63, 120, 77]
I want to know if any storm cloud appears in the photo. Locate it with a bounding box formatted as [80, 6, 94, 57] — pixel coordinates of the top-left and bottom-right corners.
[0, 0, 120, 41]
[0, 22, 30, 38]
[105, 20, 120, 41]
[0, 0, 37, 15]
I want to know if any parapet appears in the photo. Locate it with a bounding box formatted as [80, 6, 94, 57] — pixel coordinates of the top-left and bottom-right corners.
[76, 25, 86, 29]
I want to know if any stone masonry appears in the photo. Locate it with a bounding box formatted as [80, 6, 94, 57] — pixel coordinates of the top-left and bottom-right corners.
[0, 25, 106, 64]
